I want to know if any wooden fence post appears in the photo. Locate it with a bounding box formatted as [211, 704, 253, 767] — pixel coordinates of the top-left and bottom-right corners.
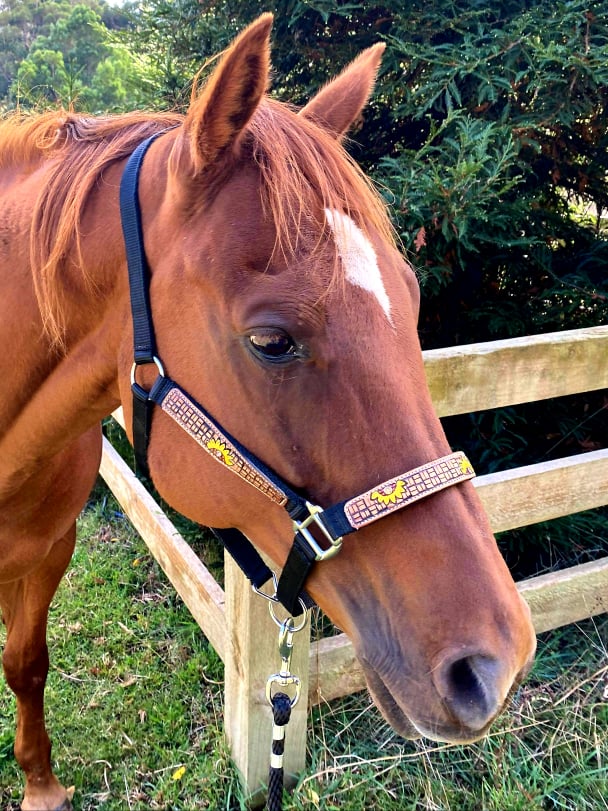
[223, 552, 310, 804]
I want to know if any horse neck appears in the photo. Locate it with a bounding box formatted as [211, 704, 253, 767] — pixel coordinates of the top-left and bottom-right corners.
[0, 156, 136, 493]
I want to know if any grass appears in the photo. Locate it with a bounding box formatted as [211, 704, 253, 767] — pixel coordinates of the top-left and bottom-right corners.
[0, 488, 607, 810]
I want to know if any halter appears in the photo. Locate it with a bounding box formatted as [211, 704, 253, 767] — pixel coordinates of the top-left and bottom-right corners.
[119, 132, 476, 615]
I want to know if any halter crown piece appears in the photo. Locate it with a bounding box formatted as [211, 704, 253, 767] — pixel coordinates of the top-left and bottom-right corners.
[119, 133, 476, 615]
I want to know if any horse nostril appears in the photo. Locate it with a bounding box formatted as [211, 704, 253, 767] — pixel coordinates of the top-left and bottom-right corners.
[435, 653, 504, 732]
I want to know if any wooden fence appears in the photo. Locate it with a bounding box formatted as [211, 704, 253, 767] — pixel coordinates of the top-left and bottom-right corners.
[99, 325, 608, 799]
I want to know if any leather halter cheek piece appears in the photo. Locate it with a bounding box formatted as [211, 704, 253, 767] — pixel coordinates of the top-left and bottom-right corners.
[119, 132, 476, 616]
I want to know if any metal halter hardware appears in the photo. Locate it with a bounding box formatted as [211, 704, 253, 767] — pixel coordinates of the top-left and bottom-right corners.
[265, 604, 308, 708]
[119, 132, 476, 615]
[293, 502, 343, 561]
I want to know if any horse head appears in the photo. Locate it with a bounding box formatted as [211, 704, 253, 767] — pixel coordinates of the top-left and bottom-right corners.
[115, 14, 536, 743]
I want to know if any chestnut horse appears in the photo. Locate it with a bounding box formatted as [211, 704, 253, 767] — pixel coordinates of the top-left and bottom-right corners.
[0, 14, 535, 811]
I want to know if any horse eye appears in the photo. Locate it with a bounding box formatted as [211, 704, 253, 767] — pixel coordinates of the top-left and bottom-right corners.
[248, 329, 299, 363]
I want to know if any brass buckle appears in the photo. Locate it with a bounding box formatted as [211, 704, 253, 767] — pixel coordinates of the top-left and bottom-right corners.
[293, 502, 343, 561]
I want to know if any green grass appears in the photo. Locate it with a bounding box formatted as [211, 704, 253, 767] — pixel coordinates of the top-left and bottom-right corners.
[0, 492, 606, 810]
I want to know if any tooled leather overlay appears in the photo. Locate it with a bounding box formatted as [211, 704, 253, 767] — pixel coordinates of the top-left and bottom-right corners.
[343, 451, 475, 530]
[159, 386, 288, 506]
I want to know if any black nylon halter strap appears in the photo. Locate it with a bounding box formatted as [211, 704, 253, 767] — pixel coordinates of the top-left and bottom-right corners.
[119, 133, 477, 617]
[119, 130, 170, 478]
[119, 132, 165, 364]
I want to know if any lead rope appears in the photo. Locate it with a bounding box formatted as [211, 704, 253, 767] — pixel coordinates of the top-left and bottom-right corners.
[267, 691, 292, 811]
[263, 600, 309, 811]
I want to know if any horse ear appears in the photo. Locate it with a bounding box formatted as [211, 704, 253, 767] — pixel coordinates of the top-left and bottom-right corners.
[300, 43, 385, 139]
[177, 13, 273, 174]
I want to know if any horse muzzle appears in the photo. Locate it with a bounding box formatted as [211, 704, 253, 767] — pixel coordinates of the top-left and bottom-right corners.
[360, 640, 535, 743]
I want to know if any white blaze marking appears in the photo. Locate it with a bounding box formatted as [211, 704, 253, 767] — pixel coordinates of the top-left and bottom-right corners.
[325, 208, 393, 324]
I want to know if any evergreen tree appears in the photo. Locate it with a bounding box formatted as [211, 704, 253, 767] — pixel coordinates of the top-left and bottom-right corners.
[2, 0, 134, 109]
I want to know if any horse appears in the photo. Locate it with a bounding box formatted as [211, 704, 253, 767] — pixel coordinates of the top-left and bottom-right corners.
[0, 14, 536, 811]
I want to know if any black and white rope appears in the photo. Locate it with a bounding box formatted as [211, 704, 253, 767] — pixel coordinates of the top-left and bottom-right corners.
[266, 692, 292, 811]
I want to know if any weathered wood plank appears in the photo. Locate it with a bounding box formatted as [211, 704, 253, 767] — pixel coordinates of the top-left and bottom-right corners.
[308, 555, 608, 705]
[309, 634, 363, 706]
[475, 449, 608, 533]
[110, 407, 127, 430]
[424, 325, 608, 416]
[224, 554, 310, 800]
[99, 437, 227, 659]
[519, 557, 608, 634]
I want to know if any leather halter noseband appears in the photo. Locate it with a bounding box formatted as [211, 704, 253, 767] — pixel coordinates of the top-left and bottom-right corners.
[119, 132, 476, 615]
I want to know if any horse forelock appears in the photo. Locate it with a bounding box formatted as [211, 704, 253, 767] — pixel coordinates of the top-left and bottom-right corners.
[247, 98, 396, 268]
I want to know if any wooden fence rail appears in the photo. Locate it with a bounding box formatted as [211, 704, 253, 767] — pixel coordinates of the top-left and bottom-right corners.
[99, 325, 608, 798]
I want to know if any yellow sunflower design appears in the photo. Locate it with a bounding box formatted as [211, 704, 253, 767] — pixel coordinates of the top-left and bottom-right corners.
[207, 438, 235, 467]
[371, 479, 406, 506]
[459, 456, 474, 476]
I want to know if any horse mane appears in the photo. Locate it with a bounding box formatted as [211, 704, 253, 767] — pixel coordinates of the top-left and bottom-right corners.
[0, 98, 395, 348]
[0, 110, 184, 347]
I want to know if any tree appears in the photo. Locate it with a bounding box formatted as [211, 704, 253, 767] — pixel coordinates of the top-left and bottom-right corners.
[1, 0, 131, 107]
[88, 43, 150, 110]
[376, 1, 608, 348]
[13, 47, 70, 104]
[9, 2, 146, 110]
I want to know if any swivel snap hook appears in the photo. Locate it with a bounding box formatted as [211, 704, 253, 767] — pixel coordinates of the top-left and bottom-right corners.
[265, 611, 308, 709]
